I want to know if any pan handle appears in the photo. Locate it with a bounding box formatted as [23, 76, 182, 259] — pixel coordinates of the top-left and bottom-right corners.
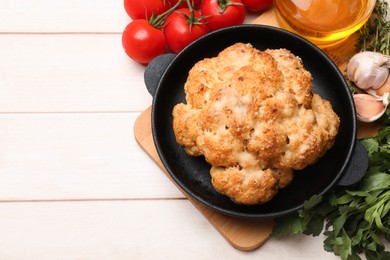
[144, 53, 176, 98]
[337, 141, 368, 186]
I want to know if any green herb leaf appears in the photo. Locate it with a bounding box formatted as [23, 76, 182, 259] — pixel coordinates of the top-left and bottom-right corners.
[361, 138, 379, 156]
[304, 194, 323, 210]
[271, 213, 306, 236]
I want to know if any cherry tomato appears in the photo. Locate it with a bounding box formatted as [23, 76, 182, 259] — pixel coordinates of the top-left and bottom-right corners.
[122, 20, 166, 64]
[124, 0, 169, 20]
[168, 0, 202, 8]
[241, 0, 273, 12]
[164, 8, 209, 53]
[200, 0, 246, 31]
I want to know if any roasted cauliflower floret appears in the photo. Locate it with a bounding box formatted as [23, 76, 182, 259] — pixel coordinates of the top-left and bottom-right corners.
[172, 43, 340, 205]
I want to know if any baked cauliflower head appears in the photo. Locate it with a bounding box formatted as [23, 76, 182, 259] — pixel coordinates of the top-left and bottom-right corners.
[172, 43, 340, 205]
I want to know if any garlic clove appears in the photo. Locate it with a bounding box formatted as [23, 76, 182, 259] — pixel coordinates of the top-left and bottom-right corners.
[371, 65, 390, 90]
[353, 93, 388, 122]
[347, 51, 390, 90]
[367, 74, 390, 97]
[347, 56, 358, 83]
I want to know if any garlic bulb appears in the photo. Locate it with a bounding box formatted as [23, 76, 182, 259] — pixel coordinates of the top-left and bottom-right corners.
[347, 51, 390, 90]
[353, 93, 389, 122]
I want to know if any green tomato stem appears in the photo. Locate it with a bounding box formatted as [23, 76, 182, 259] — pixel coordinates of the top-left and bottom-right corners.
[150, 0, 186, 28]
[217, 0, 244, 14]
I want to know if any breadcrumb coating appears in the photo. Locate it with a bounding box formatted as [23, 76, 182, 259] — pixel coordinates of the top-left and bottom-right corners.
[172, 43, 340, 205]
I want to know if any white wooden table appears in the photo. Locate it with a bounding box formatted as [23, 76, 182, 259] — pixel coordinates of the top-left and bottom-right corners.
[0, 1, 360, 259]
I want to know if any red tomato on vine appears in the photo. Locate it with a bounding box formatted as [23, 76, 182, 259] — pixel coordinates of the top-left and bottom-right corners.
[168, 0, 202, 8]
[124, 0, 169, 20]
[164, 8, 209, 53]
[122, 20, 167, 64]
[241, 0, 273, 12]
[200, 0, 246, 31]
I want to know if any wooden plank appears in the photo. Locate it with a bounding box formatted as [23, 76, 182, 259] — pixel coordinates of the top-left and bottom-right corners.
[0, 34, 151, 112]
[0, 112, 184, 200]
[0, 1, 259, 33]
[0, 0, 129, 33]
[0, 200, 338, 259]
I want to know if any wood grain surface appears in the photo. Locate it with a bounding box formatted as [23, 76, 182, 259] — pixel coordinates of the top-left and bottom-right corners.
[0, 1, 379, 258]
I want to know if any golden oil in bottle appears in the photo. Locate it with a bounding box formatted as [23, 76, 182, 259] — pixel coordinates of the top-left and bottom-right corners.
[274, 0, 376, 48]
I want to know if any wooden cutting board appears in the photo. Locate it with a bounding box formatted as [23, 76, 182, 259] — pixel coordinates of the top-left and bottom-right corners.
[134, 6, 379, 252]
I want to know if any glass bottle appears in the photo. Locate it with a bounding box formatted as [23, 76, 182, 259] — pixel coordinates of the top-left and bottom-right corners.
[274, 0, 376, 48]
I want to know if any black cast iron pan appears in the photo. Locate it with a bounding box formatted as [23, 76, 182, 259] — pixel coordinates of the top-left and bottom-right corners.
[144, 25, 368, 219]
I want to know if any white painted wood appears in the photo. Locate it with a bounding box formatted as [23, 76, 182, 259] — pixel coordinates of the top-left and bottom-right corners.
[0, 34, 152, 113]
[0, 0, 385, 258]
[0, 200, 338, 259]
[0, 112, 183, 200]
[0, 0, 257, 33]
[0, 0, 130, 33]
